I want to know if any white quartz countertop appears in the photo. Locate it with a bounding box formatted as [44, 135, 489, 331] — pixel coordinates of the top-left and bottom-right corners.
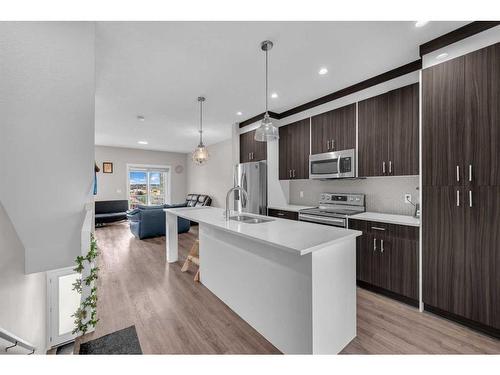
[165, 206, 361, 256]
[349, 212, 420, 227]
[268, 204, 315, 212]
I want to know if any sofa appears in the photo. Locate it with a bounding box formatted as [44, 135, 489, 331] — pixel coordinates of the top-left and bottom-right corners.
[95, 200, 129, 226]
[127, 203, 191, 240]
[186, 194, 212, 207]
[186, 194, 212, 225]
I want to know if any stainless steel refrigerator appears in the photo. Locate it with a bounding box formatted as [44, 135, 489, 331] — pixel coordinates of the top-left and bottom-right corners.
[233, 161, 267, 215]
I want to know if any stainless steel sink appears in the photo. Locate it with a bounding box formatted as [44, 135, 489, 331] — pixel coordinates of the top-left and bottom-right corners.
[229, 215, 274, 224]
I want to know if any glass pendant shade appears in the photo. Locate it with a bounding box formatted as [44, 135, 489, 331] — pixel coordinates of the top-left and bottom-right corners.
[254, 40, 279, 142]
[192, 96, 209, 165]
[254, 113, 279, 142]
[192, 143, 209, 165]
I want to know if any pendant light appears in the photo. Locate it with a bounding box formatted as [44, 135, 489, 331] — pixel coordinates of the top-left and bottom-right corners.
[192, 96, 210, 165]
[254, 40, 279, 142]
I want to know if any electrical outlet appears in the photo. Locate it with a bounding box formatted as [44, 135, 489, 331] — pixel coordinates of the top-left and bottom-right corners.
[300, 191, 304, 198]
[404, 194, 412, 204]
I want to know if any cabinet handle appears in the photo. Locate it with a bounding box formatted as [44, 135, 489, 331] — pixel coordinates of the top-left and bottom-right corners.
[381, 239, 384, 253]
[456, 165, 460, 182]
[389, 161, 392, 175]
[469, 190, 473, 208]
[252, 152, 254, 160]
[293, 169, 296, 178]
[331, 139, 335, 150]
[373, 238, 377, 251]
[383, 161, 386, 174]
[371, 226, 386, 231]
[469, 164, 472, 182]
[327, 140, 330, 150]
[249, 152, 251, 160]
[289, 169, 292, 178]
[456, 190, 460, 207]
[277, 212, 285, 216]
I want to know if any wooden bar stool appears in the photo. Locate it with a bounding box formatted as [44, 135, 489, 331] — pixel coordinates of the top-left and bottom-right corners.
[181, 239, 200, 282]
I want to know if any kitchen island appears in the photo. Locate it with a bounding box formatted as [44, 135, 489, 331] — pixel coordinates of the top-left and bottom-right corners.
[165, 206, 361, 354]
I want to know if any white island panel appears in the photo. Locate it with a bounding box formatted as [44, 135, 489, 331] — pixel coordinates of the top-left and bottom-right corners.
[200, 224, 313, 354]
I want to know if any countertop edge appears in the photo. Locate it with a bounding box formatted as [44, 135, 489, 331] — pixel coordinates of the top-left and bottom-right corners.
[268, 205, 315, 213]
[349, 212, 420, 227]
[166, 208, 361, 255]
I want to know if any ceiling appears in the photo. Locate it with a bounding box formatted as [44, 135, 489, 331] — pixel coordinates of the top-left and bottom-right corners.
[95, 21, 468, 153]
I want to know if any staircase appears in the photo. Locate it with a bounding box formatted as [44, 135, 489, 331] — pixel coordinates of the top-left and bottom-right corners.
[0, 327, 36, 355]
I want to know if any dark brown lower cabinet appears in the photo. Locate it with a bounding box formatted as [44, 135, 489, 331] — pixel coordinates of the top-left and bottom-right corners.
[349, 219, 419, 304]
[389, 236, 419, 300]
[422, 186, 466, 317]
[464, 186, 500, 329]
[267, 208, 298, 221]
[423, 185, 500, 333]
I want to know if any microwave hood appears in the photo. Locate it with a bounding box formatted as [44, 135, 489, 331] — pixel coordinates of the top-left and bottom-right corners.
[309, 149, 356, 179]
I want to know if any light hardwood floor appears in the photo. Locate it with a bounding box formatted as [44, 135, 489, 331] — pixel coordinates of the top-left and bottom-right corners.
[76, 222, 500, 354]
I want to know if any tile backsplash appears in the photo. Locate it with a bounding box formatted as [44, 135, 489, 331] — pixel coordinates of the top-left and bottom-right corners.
[289, 175, 420, 216]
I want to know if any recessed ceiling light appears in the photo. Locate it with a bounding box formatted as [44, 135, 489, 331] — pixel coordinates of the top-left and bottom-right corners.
[236, 111, 243, 116]
[137, 115, 145, 122]
[318, 67, 328, 75]
[271, 92, 278, 99]
[415, 21, 429, 28]
[436, 52, 449, 60]
[138, 140, 148, 145]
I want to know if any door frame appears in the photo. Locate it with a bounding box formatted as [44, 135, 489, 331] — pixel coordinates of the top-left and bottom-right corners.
[46, 266, 81, 348]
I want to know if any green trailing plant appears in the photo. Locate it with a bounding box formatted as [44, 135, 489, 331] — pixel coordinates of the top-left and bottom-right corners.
[72, 233, 100, 335]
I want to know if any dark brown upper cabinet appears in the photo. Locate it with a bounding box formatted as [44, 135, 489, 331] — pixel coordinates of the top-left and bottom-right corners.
[311, 104, 356, 155]
[465, 43, 500, 187]
[388, 84, 419, 176]
[278, 119, 310, 180]
[422, 56, 466, 187]
[423, 43, 500, 188]
[358, 93, 389, 177]
[239, 129, 267, 163]
[358, 83, 419, 177]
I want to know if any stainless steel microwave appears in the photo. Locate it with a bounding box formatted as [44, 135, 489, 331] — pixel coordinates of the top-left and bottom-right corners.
[309, 149, 356, 179]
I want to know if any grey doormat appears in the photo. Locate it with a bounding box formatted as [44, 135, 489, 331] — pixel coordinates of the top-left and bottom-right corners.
[79, 326, 142, 354]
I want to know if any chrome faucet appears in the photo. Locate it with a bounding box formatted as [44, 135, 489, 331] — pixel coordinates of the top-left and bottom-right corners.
[225, 186, 249, 220]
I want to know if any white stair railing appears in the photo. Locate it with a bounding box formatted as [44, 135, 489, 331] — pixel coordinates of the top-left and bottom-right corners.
[0, 327, 36, 354]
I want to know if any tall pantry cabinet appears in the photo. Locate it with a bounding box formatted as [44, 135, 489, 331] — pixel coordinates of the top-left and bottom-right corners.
[422, 43, 500, 335]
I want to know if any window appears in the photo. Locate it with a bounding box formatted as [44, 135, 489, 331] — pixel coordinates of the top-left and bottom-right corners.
[127, 165, 170, 209]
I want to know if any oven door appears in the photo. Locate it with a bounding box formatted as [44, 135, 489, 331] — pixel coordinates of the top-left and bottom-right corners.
[298, 213, 346, 228]
[309, 152, 339, 179]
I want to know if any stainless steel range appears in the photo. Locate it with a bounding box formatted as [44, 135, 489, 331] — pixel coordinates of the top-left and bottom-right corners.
[298, 193, 365, 228]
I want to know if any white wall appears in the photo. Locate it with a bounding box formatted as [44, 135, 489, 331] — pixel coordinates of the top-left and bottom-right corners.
[0, 22, 96, 274]
[0, 203, 46, 354]
[95, 145, 187, 205]
[186, 139, 233, 208]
